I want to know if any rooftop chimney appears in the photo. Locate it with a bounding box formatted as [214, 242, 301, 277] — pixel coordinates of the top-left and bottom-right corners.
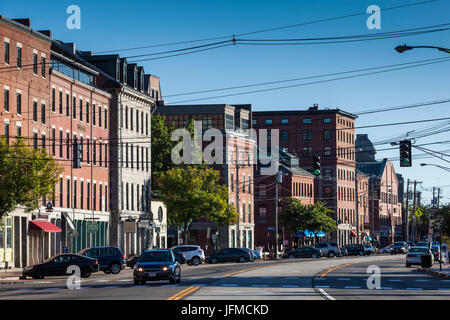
[308, 103, 319, 111]
[38, 30, 52, 38]
[60, 42, 76, 54]
[12, 18, 30, 27]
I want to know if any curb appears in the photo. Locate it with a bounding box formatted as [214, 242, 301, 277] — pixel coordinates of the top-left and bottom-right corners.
[417, 267, 450, 279]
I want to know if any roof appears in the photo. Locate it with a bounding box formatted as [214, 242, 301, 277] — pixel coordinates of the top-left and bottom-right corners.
[253, 108, 358, 119]
[356, 159, 387, 177]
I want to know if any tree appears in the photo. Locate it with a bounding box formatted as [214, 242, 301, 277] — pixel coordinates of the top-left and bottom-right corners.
[279, 198, 337, 246]
[159, 166, 238, 244]
[435, 204, 450, 242]
[0, 137, 63, 222]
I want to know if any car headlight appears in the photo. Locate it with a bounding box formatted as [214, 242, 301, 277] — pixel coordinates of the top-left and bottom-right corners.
[162, 266, 169, 272]
[135, 266, 143, 272]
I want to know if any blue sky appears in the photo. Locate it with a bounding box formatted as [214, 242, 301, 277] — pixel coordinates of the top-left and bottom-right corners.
[1, 0, 449, 204]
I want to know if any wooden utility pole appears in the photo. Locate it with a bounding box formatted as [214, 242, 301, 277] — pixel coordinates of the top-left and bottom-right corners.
[405, 179, 410, 241]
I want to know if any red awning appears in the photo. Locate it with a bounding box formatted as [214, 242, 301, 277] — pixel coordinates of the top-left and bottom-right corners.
[29, 221, 62, 233]
[350, 230, 357, 237]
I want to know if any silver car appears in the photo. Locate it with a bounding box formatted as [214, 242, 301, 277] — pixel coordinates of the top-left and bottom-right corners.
[406, 246, 434, 267]
[170, 245, 205, 266]
[313, 242, 340, 258]
[431, 245, 446, 263]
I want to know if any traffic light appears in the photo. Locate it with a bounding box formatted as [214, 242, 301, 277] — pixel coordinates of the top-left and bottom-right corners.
[399, 140, 412, 167]
[73, 139, 82, 168]
[312, 154, 321, 176]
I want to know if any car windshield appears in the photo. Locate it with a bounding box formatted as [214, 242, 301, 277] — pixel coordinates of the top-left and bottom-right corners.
[409, 247, 428, 253]
[139, 251, 172, 262]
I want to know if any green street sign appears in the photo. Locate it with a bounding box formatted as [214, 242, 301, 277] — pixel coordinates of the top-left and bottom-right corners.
[87, 221, 99, 233]
[415, 208, 423, 218]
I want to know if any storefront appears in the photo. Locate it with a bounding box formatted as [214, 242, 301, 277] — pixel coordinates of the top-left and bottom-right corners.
[28, 220, 62, 266]
[0, 216, 13, 269]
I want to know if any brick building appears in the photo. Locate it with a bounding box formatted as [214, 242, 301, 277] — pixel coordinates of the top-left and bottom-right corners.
[252, 104, 358, 246]
[254, 150, 315, 251]
[356, 169, 370, 242]
[156, 104, 256, 252]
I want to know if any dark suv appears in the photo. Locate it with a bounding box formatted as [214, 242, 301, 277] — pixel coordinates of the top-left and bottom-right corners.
[79, 246, 126, 274]
[133, 249, 181, 285]
[206, 248, 253, 264]
[346, 244, 372, 256]
[391, 241, 409, 255]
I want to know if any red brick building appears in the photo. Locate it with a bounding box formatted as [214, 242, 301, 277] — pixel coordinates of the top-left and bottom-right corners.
[356, 170, 370, 242]
[156, 104, 256, 252]
[254, 151, 315, 251]
[252, 104, 358, 246]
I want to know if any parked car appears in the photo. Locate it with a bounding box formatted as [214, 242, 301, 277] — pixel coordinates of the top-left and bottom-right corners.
[363, 244, 375, 255]
[21, 254, 99, 280]
[313, 242, 340, 258]
[170, 245, 205, 266]
[431, 245, 446, 263]
[133, 249, 181, 285]
[391, 241, 409, 255]
[252, 250, 262, 260]
[416, 241, 430, 248]
[381, 245, 392, 254]
[407, 241, 416, 248]
[239, 248, 256, 262]
[206, 248, 253, 264]
[406, 246, 434, 267]
[283, 247, 321, 259]
[78, 246, 126, 274]
[126, 255, 140, 269]
[345, 244, 370, 256]
[338, 247, 348, 257]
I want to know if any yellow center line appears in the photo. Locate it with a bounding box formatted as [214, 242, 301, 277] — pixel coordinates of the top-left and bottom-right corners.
[173, 286, 200, 300]
[320, 263, 354, 278]
[167, 286, 194, 300]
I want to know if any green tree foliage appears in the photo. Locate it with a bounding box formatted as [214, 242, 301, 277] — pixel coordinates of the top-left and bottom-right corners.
[279, 198, 337, 235]
[435, 204, 450, 241]
[159, 166, 238, 243]
[0, 137, 63, 221]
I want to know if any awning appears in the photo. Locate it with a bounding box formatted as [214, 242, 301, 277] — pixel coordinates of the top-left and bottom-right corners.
[350, 230, 357, 237]
[295, 229, 326, 237]
[29, 220, 62, 233]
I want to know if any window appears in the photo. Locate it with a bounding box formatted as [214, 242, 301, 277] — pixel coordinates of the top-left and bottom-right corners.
[98, 106, 102, 128]
[59, 178, 63, 208]
[302, 146, 313, 157]
[302, 118, 312, 124]
[324, 186, 332, 199]
[265, 119, 272, 125]
[72, 97, 76, 119]
[66, 94, 70, 116]
[230, 172, 234, 192]
[105, 108, 108, 129]
[136, 110, 139, 132]
[281, 119, 288, 124]
[124, 106, 127, 129]
[302, 130, 312, 141]
[258, 206, 267, 221]
[146, 148, 149, 172]
[16, 92, 21, 115]
[41, 103, 46, 124]
[86, 138, 90, 164]
[33, 132, 38, 149]
[4, 122, 9, 146]
[130, 144, 134, 168]
[242, 175, 245, 194]
[323, 117, 331, 124]
[281, 130, 289, 142]
[258, 184, 267, 197]
[3, 88, 9, 112]
[79, 99, 83, 121]
[130, 108, 133, 131]
[324, 146, 331, 157]
[66, 132, 70, 159]
[93, 140, 97, 165]
[86, 102, 89, 123]
[59, 130, 63, 158]
[33, 101, 38, 121]
[41, 56, 46, 78]
[146, 114, 148, 135]
[33, 53, 38, 74]
[80, 181, 84, 210]
[131, 184, 134, 211]
[59, 91, 63, 114]
[93, 104, 96, 125]
[16, 125, 21, 137]
[125, 143, 128, 167]
[16, 46, 22, 68]
[99, 143, 102, 167]
[4, 41, 9, 64]
[323, 130, 331, 141]
[52, 88, 55, 112]
[99, 184, 103, 211]
[73, 180, 77, 209]
[51, 128, 56, 155]
[93, 183, 97, 211]
[87, 182, 90, 210]
[324, 168, 332, 178]
[225, 114, 234, 130]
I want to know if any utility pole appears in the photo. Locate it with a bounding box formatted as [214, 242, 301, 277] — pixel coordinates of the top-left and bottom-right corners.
[275, 170, 282, 260]
[411, 180, 422, 242]
[405, 179, 410, 241]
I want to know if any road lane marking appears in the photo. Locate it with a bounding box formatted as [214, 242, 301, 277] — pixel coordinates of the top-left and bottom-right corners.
[118, 279, 132, 282]
[167, 286, 195, 300]
[338, 278, 351, 281]
[320, 263, 353, 277]
[102, 286, 120, 289]
[344, 286, 361, 289]
[318, 288, 336, 300]
[284, 277, 299, 280]
[314, 278, 326, 280]
[388, 279, 402, 282]
[173, 286, 200, 301]
[406, 288, 423, 290]
[94, 280, 110, 283]
[315, 285, 330, 288]
[282, 285, 299, 288]
[251, 284, 269, 287]
[438, 288, 450, 291]
[221, 284, 238, 287]
[380, 287, 392, 290]
[414, 279, 429, 282]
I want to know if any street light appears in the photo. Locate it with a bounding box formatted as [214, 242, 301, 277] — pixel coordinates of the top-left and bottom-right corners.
[420, 163, 450, 172]
[395, 44, 450, 54]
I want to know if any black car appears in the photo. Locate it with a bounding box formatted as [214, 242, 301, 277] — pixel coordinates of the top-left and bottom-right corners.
[283, 247, 321, 259]
[21, 254, 99, 280]
[206, 248, 252, 264]
[133, 249, 181, 285]
[78, 246, 126, 274]
[345, 244, 372, 256]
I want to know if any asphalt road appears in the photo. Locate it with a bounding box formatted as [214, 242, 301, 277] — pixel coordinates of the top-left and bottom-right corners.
[0, 255, 448, 300]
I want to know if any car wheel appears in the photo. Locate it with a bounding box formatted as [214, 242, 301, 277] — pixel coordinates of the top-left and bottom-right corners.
[328, 252, 335, 258]
[289, 254, 295, 259]
[192, 257, 201, 266]
[239, 256, 246, 263]
[110, 263, 121, 275]
[81, 268, 91, 278]
[32, 270, 45, 280]
[211, 257, 218, 264]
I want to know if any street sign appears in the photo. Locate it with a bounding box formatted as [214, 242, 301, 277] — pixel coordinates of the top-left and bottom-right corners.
[414, 207, 423, 218]
[86, 221, 98, 233]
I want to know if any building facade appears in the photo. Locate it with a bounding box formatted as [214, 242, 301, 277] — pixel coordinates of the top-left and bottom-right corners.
[252, 104, 358, 246]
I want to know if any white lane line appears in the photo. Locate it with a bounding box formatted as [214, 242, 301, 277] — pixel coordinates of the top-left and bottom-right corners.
[251, 285, 269, 287]
[284, 277, 299, 280]
[42, 287, 64, 290]
[32, 281, 54, 284]
[94, 280, 110, 283]
[315, 285, 330, 288]
[318, 288, 336, 300]
[102, 286, 121, 289]
[185, 277, 202, 280]
[344, 286, 361, 289]
[414, 279, 430, 282]
[282, 285, 299, 288]
[118, 279, 132, 282]
[380, 287, 393, 290]
[406, 288, 423, 290]
[314, 278, 326, 281]
[337, 278, 351, 281]
[388, 279, 402, 282]
[161, 284, 178, 287]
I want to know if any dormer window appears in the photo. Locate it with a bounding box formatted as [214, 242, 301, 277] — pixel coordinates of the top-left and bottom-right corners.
[123, 61, 127, 85]
[140, 72, 144, 92]
[116, 60, 120, 80]
[134, 67, 138, 89]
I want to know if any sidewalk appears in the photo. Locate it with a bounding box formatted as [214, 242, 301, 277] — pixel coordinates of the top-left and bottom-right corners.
[0, 268, 23, 281]
[418, 262, 450, 279]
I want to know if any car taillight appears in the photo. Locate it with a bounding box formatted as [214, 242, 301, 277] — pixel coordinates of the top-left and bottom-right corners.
[94, 260, 98, 265]
[121, 254, 125, 259]
[407, 254, 414, 258]
[181, 253, 185, 257]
